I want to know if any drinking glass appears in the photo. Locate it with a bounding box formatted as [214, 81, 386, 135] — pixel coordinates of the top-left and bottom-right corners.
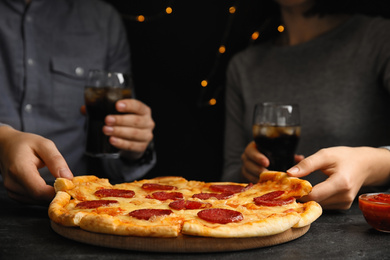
[84, 70, 132, 158]
[252, 102, 301, 171]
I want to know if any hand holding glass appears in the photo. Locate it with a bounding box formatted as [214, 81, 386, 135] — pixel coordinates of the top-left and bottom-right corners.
[252, 102, 301, 171]
[84, 70, 132, 158]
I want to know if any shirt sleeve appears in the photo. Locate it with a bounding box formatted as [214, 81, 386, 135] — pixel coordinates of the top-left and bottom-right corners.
[222, 57, 248, 182]
[101, 148, 156, 182]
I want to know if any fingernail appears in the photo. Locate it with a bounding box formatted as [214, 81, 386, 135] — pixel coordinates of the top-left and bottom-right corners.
[59, 168, 73, 179]
[117, 102, 126, 110]
[287, 166, 299, 174]
[106, 116, 115, 124]
[110, 136, 118, 145]
[104, 126, 114, 134]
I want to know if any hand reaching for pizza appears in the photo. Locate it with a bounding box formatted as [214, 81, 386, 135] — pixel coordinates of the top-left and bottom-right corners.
[101, 99, 154, 160]
[287, 146, 390, 210]
[0, 126, 73, 204]
[241, 141, 304, 183]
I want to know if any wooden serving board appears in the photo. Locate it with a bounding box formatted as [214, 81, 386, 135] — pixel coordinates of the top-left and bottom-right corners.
[51, 221, 310, 253]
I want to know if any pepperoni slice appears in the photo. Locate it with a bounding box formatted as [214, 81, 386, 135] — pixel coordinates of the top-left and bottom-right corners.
[168, 199, 186, 210]
[129, 209, 173, 220]
[76, 200, 118, 209]
[192, 192, 234, 200]
[147, 191, 183, 201]
[258, 191, 285, 200]
[169, 199, 212, 210]
[185, 200, 212, 209]
[141, 183, 177, 191]
[94, 189, 135, 198]
[209, 183, 253, 193]
[197, 208, 243, 224]
[253, 191, 295, 206]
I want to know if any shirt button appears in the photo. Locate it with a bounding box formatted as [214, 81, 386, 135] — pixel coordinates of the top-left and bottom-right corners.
[27, 59, 34, 66]
[75, 67, 84, 76]
[25, 104, 33, 113]
[26, 16, 33, 22]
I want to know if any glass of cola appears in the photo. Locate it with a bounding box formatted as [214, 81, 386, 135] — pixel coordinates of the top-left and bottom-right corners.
[252, 102, 301, 171]
[84, 70, 132, 158]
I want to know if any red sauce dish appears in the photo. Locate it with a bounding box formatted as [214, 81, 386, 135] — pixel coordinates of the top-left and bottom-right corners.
[359, 193, 390, 232]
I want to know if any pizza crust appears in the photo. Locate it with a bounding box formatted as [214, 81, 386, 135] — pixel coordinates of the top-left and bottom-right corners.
[48, 191, 88, 226]
[182, 212, 301, 238]
[54, 178, 75, 192]
[293, 201, 323, 228]
[78, 214, 182, 237]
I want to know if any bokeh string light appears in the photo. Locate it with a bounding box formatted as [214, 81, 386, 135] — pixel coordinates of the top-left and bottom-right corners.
[121, 1, 282, 107]
[121, 0, 174, 22]
[197, 2, 240, 108]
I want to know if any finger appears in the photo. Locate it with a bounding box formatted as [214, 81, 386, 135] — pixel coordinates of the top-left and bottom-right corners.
[7, 184, 55, 204]
[298, 193, 352, 210]
[109, 137, 148, 153]
[317, 200, 353, 210]
[294, 154, 304, 163]
[4, 167, 56, 203]
[116, 99, 152, 116]
[34, 140, 73, 179]
[103, 126, 153, 143]
[105, 113, 155, 130]
[242, 154, 266, 179]
[308, 179, 357, 210]
[7, 190, 38, 204]
[241, 168, 260, 183]
[303, 179, 342, 204]
[315, 196, 354, 210]
[287, 149, 334, 178]
[245, 142, 269, 167]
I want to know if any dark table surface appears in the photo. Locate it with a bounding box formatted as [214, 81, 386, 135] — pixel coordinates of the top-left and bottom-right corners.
[1, 182, 389, 260]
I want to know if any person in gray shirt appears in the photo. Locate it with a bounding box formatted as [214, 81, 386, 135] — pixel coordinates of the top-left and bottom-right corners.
[223, 0, 390, 209]
[0, 0, 155, 204]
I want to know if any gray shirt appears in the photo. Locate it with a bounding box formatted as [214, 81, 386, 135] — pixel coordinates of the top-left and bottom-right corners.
[223, 15, 390, 183]
[0, 0, 155, 182]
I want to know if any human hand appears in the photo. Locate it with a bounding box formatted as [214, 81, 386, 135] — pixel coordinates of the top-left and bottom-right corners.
[241, 141, 304, 183]
[0, 126, 73, 204]
[287, 146, 390, 210]
[102, 99, 155, 160]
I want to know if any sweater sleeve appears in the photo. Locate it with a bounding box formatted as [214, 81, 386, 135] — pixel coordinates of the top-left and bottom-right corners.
[222, 56, 248, 182]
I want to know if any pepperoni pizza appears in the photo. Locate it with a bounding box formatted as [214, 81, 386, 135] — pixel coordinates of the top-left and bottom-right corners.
[48, 171, 322, 238]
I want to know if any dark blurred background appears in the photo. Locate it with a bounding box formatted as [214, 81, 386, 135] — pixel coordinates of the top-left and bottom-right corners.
[105, 0, 390, 182]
